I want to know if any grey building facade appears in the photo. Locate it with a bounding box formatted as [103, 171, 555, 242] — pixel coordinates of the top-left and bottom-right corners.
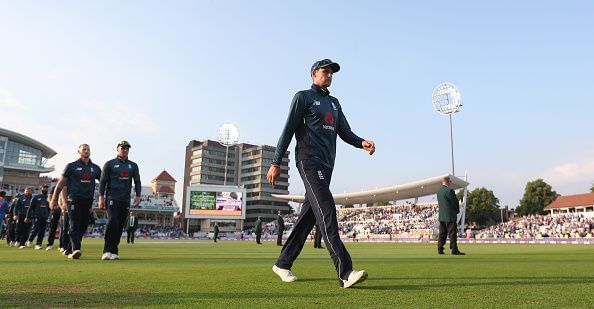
[182, 139, 290, 232]
[0, 128, 56, 196]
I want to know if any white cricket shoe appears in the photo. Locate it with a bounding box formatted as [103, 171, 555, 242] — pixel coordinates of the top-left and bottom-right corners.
[58, 247, 65, 253]
[68, 250, 82, 259]
[25, 241, 31, 247]
[101, 253, 112, 260]
[110, 254, 120, 260]
[46, 246, 53, 251]
[340, 270, 368, 288]
[272, 265, 297, 282]
[19, 245, 25, 249]
[35, 245, 42, 250]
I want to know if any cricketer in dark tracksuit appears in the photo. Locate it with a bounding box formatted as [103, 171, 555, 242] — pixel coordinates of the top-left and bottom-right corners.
[59, 209, 71, 253]
[63, 159, 102, 253]
[46, 186, 62, 248]
[46, 206, 61, 248]
[28, 192, 50, 246]
[5, 197, 19, 245]
[99, 157, 141, 255]
[0, 198, 8, 240]
[13, 194, 34, 247]
[272, 84, 366, 282]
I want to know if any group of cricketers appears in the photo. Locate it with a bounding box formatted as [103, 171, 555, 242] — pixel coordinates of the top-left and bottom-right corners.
[1, 58, 465, 290]
[1, 140, 141, 261]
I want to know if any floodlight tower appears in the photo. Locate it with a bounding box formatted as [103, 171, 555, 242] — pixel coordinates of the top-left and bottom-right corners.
[216, 123, 240, 186]
[432, 83, 463, 176]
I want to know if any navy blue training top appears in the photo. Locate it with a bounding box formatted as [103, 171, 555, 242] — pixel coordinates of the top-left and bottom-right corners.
[31, 193, 50, 219]
[99, 157, 141, 202]
[272, 84, 364, 168]
[63, 159, 102, 200]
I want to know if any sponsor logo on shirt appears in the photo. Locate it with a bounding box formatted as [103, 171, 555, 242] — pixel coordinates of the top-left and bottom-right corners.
[317, 170, 324, 180]
[313, 100, 320, 106]
[81, 172, 92, 183]
[119, 170, 130, 180]
[331, 102, 337, 110]
[322, 112, 335, 131]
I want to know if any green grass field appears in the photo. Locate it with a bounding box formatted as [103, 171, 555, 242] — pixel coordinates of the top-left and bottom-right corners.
[1, 239, 593, 308]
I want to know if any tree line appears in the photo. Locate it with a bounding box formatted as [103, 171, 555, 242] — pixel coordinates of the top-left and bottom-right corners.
[457, 178, 593, 226]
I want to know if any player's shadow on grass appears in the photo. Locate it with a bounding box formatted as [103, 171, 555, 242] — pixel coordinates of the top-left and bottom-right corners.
[297, 277, 337, 283]
[1, 291, 335, 307]
[356, 276, 594, 290]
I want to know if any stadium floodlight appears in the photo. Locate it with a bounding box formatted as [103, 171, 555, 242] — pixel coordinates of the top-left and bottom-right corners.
[432, 82, 463, 176]
[216, 123, 240, 186]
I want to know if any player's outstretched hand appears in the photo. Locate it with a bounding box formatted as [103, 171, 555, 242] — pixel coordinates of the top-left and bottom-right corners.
[362, 140, 375, 155]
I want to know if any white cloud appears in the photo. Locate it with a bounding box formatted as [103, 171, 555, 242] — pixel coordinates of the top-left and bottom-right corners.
[541, 153, 594, 195]
[80, 100, 156, 134]
[0, 87, 25, 113]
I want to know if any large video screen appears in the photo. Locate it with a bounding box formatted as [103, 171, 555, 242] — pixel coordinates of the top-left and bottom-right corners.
[185, 185, 246, 219]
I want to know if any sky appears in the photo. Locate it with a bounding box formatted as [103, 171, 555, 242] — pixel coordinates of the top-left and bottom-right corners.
[0, 1, 593, 209]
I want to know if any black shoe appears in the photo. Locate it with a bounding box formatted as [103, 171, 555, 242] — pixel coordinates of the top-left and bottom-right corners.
[452, 251, 466, 255]
[438, 251, 445, 255]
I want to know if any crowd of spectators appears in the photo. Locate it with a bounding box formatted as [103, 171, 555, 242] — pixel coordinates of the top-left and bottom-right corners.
[80, 205, 594, 241]
[137, 195, 176, 207]
[280, 205, 594, 241]
[336, 203, 438, 237]
[137, 226, 184, 238]
[85, 225, 184, 238]
[473, 214, 594, 239]
[279, 203, 439, 238]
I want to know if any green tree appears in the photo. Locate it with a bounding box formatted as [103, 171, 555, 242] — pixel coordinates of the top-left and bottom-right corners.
[516, 179, 559, 215]
[457, 187, 500, 225]
[590, 182, 594, 193]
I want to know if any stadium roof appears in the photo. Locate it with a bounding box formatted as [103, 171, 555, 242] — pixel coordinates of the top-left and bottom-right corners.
[0, 127, 57, 158]
[544, 193, 594, 210]
[152, 170, 177, 182]
[272, 174, 469, 205]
